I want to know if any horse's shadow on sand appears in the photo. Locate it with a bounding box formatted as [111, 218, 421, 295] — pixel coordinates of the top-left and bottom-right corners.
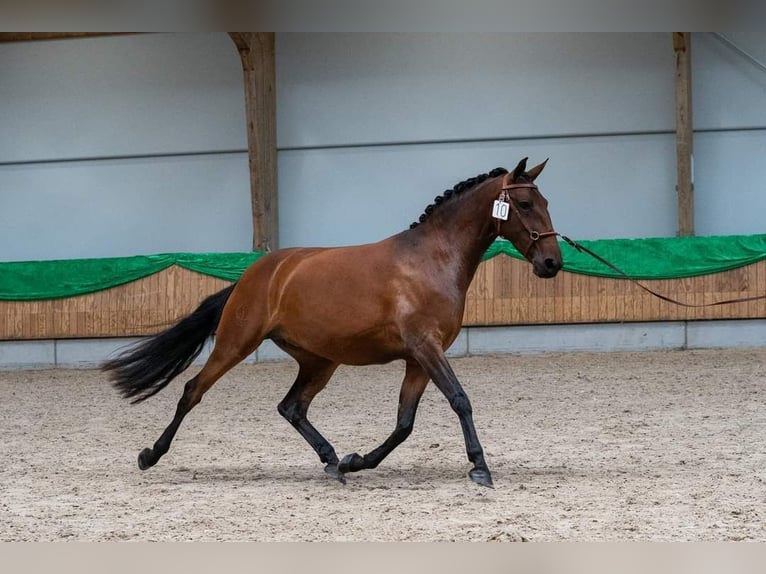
[145, 461, 579, 489]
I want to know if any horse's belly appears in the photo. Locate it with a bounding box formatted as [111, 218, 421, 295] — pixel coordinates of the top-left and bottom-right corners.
[272, 323, 405, 366]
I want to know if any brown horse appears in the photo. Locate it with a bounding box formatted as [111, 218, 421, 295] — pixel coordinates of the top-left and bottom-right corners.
[103, 157, 562, 487]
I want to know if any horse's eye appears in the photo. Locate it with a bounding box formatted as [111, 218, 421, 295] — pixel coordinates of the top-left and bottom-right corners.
[519, 201, 533, 210]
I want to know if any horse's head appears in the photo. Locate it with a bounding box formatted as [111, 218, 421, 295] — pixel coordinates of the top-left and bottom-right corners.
[494, 158, 562, 278]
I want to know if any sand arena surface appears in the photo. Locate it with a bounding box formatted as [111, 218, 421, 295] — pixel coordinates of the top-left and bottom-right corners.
[1, 349, 764, 541]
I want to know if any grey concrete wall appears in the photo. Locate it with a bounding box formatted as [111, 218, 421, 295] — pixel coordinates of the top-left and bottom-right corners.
[2, 320, 764, 369]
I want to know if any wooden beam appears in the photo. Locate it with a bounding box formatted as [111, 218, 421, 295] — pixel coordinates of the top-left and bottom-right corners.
[0, 33, 138, 43]
[229, 33, 278, 252]
[673, 32, 694, 236]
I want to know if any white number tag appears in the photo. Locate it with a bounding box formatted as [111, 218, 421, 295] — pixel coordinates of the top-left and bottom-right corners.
[492, 200, 509, 221]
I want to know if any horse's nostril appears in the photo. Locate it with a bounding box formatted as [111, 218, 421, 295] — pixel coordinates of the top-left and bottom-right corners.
[544, 258, 559, 270]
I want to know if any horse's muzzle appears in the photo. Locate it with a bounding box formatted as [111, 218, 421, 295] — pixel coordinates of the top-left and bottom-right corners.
[533, 256, 562, 278]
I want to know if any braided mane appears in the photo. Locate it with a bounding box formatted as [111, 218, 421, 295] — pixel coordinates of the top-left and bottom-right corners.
[409, 167, 509, 229]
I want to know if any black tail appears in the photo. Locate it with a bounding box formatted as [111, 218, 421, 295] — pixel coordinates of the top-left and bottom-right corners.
[102, 284, 236, 404]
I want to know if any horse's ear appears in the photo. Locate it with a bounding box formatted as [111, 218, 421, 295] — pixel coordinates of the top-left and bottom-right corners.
[526, 158, 548, 182]
[511, 157, 528, 181]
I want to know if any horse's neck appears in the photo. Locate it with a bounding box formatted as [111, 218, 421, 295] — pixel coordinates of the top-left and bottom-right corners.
[405, 190, 497, 292]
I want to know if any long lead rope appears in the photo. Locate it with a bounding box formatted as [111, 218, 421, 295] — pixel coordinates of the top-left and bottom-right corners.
[495, 180, 765, 308]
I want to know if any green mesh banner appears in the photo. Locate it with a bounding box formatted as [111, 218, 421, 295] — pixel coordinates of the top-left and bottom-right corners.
[1, 235, 765, 301]
[0, 252, 265, 301]
[484, 234, 766, 280]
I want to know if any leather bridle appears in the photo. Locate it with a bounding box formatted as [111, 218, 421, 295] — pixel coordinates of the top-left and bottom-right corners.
[495, 173, 558, 257]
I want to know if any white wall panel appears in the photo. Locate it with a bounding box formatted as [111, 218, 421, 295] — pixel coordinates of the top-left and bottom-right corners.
[694, 130, 766, 236]
[278, 133, 678, 248]
[0, 33, 246, 163]
[0, 153, 252, 261]
[694, 34, 766, 130]
[1, 32, 765, 263]
[276, 33, 675, 148]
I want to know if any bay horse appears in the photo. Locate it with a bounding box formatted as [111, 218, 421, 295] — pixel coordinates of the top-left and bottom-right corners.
[102, 157, 562, 487]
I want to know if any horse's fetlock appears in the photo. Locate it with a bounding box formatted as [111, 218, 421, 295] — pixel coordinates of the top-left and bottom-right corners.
[393, 423, 413, 442]
[318, 446, 337, 465]
[362, 454, 379, 469]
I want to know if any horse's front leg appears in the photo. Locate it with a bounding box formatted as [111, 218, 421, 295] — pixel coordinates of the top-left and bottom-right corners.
[413, 342, 493, 487]
[338, 360, 429, 475]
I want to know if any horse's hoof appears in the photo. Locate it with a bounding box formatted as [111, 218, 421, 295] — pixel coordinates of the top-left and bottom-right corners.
[324, 463, 347, 485]
[469, 467, 494, 488]
[338, 453, 365, 473]
[137, 448, 155, 471]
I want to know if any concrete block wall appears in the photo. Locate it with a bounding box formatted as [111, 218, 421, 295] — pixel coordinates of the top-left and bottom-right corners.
[1, 319, 763, 370]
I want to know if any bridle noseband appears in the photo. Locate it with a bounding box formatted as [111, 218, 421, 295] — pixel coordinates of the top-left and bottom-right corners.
[495, 174, 558, 255]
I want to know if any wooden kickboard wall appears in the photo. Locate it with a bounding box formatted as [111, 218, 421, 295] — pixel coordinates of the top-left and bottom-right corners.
[1, 258, 764, 340]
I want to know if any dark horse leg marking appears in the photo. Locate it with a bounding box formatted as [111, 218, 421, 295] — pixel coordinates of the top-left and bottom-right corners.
[338, 361, 430, 476]
[413, 342, 493, 487]
[276, 357, 343, 483]
[137, 346, 249, 470]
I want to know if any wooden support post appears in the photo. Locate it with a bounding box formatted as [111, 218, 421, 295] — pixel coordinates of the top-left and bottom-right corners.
[673, 32, 694, 236]
[229, 33, 278, 252]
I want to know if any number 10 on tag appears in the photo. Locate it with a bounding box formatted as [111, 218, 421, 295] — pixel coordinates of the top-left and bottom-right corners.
[492, 200, 509, 220]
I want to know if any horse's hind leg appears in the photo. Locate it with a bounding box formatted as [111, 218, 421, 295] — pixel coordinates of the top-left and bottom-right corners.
[137, 343, 255, 470]
[277, 357, 342, 482]
[337, 361, 429, 477]
[135, 268, 273, 470]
